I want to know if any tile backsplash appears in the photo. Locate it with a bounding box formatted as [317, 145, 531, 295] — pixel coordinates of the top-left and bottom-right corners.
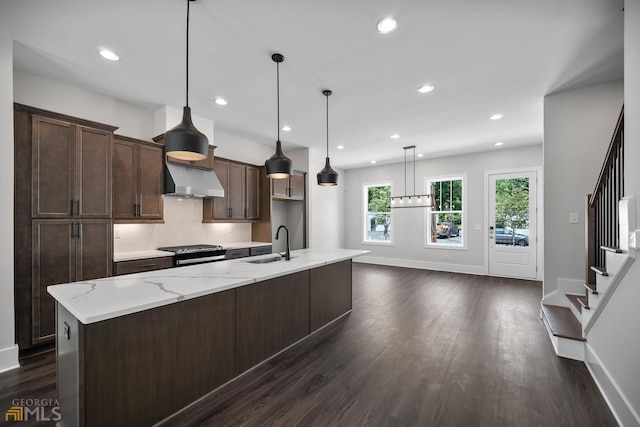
[114, 196, 252, 253]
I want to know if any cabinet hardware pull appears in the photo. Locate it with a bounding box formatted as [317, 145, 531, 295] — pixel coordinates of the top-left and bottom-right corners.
[70, 223, 75, 239]
[77, 223, 82, 239]
[228, 208, 232, 218]
[139, 263, 156, 268]
[70, 200, 74, 216]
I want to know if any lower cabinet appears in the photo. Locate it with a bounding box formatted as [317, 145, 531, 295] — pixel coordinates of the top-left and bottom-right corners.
[32, 219, 112, 344]
[236, 270, 310, 373]
[113, 256, 175, 275]
[310, 260, 353, 332]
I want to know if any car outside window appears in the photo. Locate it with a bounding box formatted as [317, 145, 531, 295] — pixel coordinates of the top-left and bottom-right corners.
[425, 176, 465, 248]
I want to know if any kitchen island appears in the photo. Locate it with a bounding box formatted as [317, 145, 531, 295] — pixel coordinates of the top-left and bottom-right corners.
[48, 248, 367, 426]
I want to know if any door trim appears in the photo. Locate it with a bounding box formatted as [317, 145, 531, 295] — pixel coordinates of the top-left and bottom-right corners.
[484, 167, 543, 281]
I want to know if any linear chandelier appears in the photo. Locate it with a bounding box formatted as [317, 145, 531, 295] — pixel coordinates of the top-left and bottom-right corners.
[390, 145, 434, 208]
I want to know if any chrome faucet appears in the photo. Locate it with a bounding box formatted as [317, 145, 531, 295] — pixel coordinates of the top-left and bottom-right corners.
[275, 225, 291, 260]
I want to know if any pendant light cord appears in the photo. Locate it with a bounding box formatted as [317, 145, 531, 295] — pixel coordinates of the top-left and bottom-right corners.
[276, 60, 280, 141]
[185, 0, 190, 107]
[325, 94, 329, 157]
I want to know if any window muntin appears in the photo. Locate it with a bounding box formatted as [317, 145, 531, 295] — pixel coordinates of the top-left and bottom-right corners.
[425, 176, 465, 248]
[363, 182, 392, 244]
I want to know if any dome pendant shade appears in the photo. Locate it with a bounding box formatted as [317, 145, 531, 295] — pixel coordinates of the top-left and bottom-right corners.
[165, 106, 209, 161]
[266, 140, 293, 179]
[317, 157, 338, 186]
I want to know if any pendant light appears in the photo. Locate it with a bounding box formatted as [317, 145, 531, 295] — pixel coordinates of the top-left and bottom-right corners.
[390, 145, 434, 208]
[317, 89, 339, 186]
[265, 53, 293, 179]
[164, 0, 209, 161]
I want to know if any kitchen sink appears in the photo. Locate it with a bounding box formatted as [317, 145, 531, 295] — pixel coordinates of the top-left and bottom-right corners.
[245, 255, 294, 264]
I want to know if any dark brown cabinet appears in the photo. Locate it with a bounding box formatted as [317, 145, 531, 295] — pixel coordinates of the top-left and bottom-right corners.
[113, 256, 174, 275]
[310, 260, 352, 332]
[113, 136, 163, 222]
[271, 170, 305, 200]
[32, 115, 112, 218]
[32, 219, 112, 344]
[14, 103, 117, 352]
[236, 271, 310, 373]
[203, 158, 261, 222]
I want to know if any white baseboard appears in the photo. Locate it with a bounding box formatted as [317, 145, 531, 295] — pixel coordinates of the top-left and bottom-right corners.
[354, 256, 485, 276]
[585, 344, 640, 427]
[0, 344, 19, 373]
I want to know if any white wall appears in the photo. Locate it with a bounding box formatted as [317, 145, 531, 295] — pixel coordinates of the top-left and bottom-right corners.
[0, 34, 19, 372]
[14, 69, 155, 140]
[344, 145, 542, 274]
[586, 3, 640, 425]
[308, 147, 346, 249]
[543, 80, 624, 295]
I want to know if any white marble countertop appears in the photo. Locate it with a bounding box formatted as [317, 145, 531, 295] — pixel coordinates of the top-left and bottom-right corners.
[48, 248, 368, 325]
[113, 250, 174, 262]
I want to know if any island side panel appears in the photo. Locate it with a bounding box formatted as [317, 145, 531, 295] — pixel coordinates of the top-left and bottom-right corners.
[310, 260, 353, 332]
[81, 289, 236, 427]
[236, 271, 310, 374]
[56, 303, 83, 427]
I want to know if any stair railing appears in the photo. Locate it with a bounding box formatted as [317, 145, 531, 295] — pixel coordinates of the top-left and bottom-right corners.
[585, 107, 624, 287]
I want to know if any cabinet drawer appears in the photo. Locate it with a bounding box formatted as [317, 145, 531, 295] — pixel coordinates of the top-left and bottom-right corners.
[250, 245, 272, 256]
[114, 256, 174, 275]
[225, 248, 250, 260]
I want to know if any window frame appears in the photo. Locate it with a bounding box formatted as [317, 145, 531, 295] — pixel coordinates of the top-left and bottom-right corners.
[424, 174, 467, 250]
[362, 181, 394, 246]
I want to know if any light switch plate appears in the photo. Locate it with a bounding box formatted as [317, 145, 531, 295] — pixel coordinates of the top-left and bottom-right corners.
[569, 213, 579, 224]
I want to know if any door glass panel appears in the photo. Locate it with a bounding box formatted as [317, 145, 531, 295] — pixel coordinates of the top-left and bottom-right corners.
[494, 177, 530, 247]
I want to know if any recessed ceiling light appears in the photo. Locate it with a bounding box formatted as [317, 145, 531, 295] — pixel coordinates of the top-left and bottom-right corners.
[390, 134, 400, 139]
[494, 142, 504, 146]
[417, 153, 424, 157]
[214, 97, 228, 106]
[417, 84, 434, 93]
[371, 160, 377, 164]
[98, 48, 120, 61]
[377, 16, 398, 34]
[490, 114, 504, 120]
[281, 125, 291, 131]
[337, 145, 344, 150]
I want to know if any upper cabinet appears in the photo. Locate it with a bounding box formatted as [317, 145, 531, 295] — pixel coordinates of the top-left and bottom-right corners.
[31, 115, 113, 218]
[271, 171, 305, 201]
[203, 158, 261, 222]
[152, 134, 215, 170]
[113, 135, 164, 223]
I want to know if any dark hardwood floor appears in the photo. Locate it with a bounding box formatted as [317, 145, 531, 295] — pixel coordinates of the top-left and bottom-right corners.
[1, 264, 617, 426]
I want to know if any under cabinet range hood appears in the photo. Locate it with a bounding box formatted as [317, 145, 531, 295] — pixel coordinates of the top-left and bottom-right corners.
[164, 163, 224, 198]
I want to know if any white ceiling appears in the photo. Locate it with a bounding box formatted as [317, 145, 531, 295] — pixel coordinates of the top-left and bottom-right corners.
[0, 0, 624, 169]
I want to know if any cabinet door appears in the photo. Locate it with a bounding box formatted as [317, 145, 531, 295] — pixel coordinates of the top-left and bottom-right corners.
[77, 126, 112, 218]
[271, 178, 289, 199]
[113, 138, 138, 219]
[32, 116, 75, 218]
[245, 166, 260, 220]
[32, 220, 75, 344]
[310, 260, 352, 332]
[236, 271, 310, 373]
[77, 219, 113, 280]
[289, 172, 305, 200]
[212, 160, 230, 219]
[228, 163, 246, 220]
[137, 144, 164, 219]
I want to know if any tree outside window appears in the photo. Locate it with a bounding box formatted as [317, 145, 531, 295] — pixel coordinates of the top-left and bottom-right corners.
[494, 178, 529, 245]
[364, 183, 392, 243]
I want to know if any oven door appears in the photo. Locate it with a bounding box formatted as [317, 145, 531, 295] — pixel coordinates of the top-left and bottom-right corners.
[174, 251, 227, 266]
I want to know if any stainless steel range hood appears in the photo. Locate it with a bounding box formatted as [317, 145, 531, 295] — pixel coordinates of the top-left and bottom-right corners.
[164, 163, 224, 198]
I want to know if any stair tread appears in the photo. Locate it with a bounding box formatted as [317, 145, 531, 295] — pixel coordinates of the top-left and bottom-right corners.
[566, 294, 588, 313]
[583, 282, 598, 294]
[541, 304, 585, 341]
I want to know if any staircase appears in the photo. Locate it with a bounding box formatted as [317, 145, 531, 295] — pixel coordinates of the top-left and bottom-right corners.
[541, 107, 634, 361]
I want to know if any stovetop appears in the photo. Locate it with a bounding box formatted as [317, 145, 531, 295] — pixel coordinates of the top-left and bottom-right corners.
[157, 244, 225, 255]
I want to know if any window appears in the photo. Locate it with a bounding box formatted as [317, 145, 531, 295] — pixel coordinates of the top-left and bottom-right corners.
[425, 176, 465, 248]
[363, 182, 392, 244]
